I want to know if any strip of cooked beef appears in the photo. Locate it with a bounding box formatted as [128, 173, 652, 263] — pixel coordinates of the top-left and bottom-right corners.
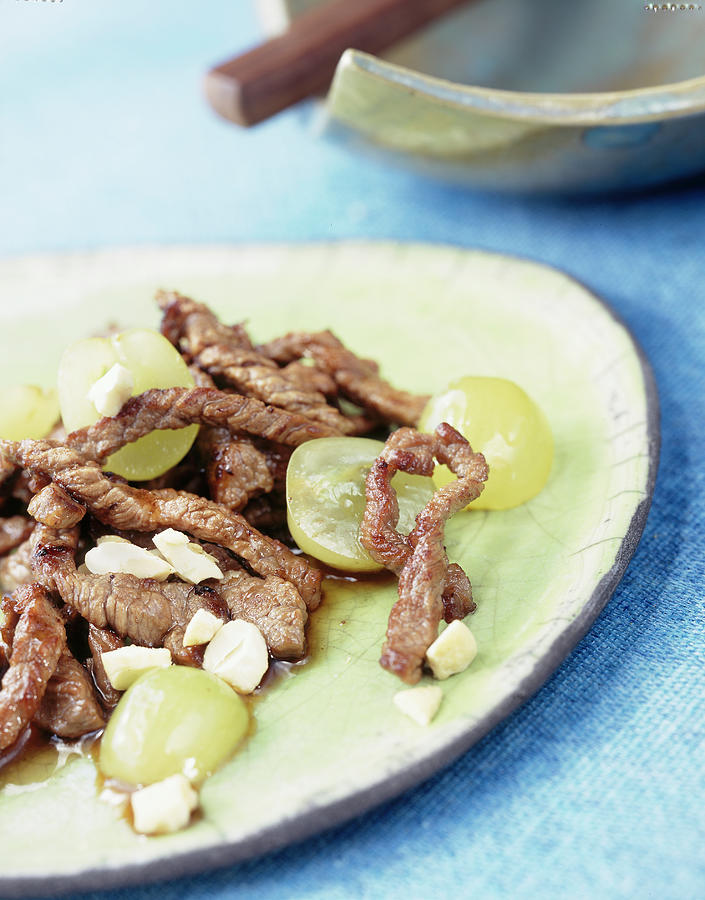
[140, 449, 205, 495]
[0, 516, 34, 556]
[197, 541, 244, 574]
[160, 581, 229, 666]
[0, 596, 19, 657]
[65, 387, 338, 463]
[0, 583, 66, 751]
[158, 289, 254, 357]
[158, 291, 355, 433]
[146, 489, 320, 609]
[196, 345, 354, 433]
[0, 535, 36, 594]
[241, 493, 288, 535]
[87, 624, 123, 708]
[188, 364, 275, 511]
[258, 330, 430, 427]
[30, 524, 229, 666]
[360, 427, 479, 622]
[27, 484, 86, 529]
[199, 426, 273, 511]
[254, 440, 291, 491]
[0, 455, 17, 495]
[30, 520, 80, 561]
[2, 439, 321, 610]
[218, 570, 307, 659]
[281, 359, 337, 398]
[361, 424, 488, 684]
[7, 469, 50, 506]
[188, 364, 217, 389]
[33, 647, 105, 738]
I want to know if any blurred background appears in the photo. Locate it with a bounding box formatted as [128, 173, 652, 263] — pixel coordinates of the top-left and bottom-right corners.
[1, 2, 704, 899]
[2, 0, 704, 256]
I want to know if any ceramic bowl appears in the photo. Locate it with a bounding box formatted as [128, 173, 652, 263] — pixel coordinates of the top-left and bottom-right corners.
[257, 0, 705, 193]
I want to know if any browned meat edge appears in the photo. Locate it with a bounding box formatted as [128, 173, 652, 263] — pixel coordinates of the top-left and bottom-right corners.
[158, 290, 356, 433]
[34, 648, 105, 738]
[361, 429, 478, 622]
[361, 424, 488, 683]
[27, 484, 86, 529]
[87, 624, 124, 709]
[258, 330, 430, 427]
[0, 516, 35, 557]
[30, 524, 229, 666]
[0, 583, 66, 751]
[2, 440, 321, 610]
[65, 386, 339, 463]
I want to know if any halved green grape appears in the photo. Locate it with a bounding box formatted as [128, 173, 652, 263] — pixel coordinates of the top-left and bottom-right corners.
[99, 666, 249, 787]
[286, 436, 435, 572]
[0, 385, 59, 440]
[57, 328, 197, 480]
[419, 376, 553, 510]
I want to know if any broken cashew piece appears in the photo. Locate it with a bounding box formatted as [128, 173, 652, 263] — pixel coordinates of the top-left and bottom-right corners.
[425, 620, 478, 681]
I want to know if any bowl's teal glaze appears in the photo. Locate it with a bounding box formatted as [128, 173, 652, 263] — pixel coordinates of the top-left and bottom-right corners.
[257, 0, 705, 192]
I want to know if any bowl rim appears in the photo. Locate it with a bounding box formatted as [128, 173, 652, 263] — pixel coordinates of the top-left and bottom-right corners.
[337, 50, 705, 125]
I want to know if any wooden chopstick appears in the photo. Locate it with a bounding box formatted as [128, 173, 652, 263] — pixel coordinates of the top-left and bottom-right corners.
[204, 0, 473, 127]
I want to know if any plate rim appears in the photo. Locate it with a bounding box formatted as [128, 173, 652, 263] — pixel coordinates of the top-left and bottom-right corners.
[0, 241, 660, 898]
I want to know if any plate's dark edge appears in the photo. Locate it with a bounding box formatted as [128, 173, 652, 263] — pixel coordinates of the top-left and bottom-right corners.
[0, 261, 661, 900]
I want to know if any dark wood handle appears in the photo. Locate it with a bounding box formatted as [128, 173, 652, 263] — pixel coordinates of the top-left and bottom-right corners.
[205, 0, 472, 126]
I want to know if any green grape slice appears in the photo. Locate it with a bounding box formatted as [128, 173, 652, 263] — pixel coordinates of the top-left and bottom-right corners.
[419, 376, 553, 510]
[57, 328, 197, 481]
[0, 384, 59, 440]
[99, 666, 249, 787]
[286, 436, 435, 572]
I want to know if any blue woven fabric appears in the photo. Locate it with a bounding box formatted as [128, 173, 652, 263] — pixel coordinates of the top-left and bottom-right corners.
[1, 3, 703, 898]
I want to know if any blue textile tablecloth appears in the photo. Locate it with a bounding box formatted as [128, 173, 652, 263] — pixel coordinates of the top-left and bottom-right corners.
[1, 3, 703, 898]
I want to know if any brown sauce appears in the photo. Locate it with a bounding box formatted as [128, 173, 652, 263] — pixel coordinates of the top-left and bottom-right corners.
[0, 725, 100, 793]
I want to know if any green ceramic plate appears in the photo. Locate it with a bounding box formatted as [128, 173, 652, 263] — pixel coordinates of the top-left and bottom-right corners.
[0, 243, 658, 895]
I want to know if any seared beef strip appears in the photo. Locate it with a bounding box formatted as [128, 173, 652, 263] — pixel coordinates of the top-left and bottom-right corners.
[159, 581, 229, 666]
[34, 647, 105, 738]
[27, 484, 86, 529]
[361, 424, 488, 684]
[30, 524, 229, 666]
[199, 426, 273, 511]
[0, 583, 66, 751]
[158, 291, 355, 433]
[139, 450, 205, 495]
[0, 596, 19, 657]
[65, 387, 338, 462]
[158, 290, 254, 357]
[0, 516, 34, 557]
[144, 489, 320, 610]
[87, 625, 124, 708]
[0, 535, 36, 594]
[196, 344, 352, 432]
[1, 439, 321, 610]
[0, 454, 16, 489]
[360, 428, 480, 623]
[258, 330, 430, 427]
[218, 570, 307, 659]
[30, 520, 80, 563]
[188, 364, 217, 390]
[7, 469, 51, 506]
[197, 542, 244, 574]
[241, 493, 288, 535]
[281, 360, 337, 398]
[189, 365, 274, 511]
